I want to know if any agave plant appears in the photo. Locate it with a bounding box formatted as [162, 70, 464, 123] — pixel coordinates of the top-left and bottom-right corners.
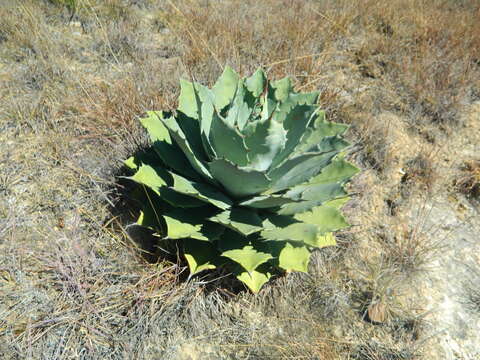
[124, 66, 358, 292]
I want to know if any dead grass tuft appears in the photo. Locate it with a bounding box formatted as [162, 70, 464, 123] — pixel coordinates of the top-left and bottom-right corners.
[454, 159, 480, 200]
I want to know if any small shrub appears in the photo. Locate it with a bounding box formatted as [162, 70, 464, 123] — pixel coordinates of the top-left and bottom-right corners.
[124, 67, 358, 292]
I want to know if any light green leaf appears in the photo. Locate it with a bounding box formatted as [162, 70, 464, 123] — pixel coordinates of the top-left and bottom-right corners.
[140, 111, 201, 180]
[261, 95, 277, 121]
[276, 92, 319, 119]
[213, 66, 239, 110]
[184, 239, 219, 275]
[209, 207, 263, 236]
[314, 117, 349, 137]
[324, 197, 350, 209]
[289, 92, 319, 106]
[277, 199, 322, 215]
[315, 232, 337, 248]
[245, 68, 266, 97]
[176, 112, 208, 162]
[224, 81, 252, 130]
[277, 195, 350, 216]
[270, 105, 317, 167]
[269, 151, 337, 192]
[271, 77, 292, 102]
[169, 172, 232, 210]
[261, 222, 318, 245]
[124, 156, 137, 169]
[209, 159, 271, 198]
[239, 194, 297, 208]
[286, 182, 347, 202]
[160, 115, 214, 182]
[294, 204, 349, 234]
[191, 83, 217, 160]
[209, 111, 250, 166]
[308, 158, 360, 185]
[130, 164, 170, 193]
[178, 79, 199, 119]
[236, 267, 271, 293]
[163, 215, 206, 240]
[158, 188, 208, 208]
[140, 111, 172, 142]
[221, 246, 272, 273]
[243, 116, 287, 171]
[278, 242, 311, 272]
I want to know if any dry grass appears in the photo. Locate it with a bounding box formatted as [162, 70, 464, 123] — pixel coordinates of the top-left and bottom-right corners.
[1, 0, 480, 358]
[454, 160, 480, 201]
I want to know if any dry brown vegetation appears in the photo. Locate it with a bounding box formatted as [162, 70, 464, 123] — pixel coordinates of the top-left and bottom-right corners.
[1, 0, 479, 359]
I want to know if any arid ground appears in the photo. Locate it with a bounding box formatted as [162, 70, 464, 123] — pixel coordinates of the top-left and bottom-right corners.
[1, 0, 479, 359]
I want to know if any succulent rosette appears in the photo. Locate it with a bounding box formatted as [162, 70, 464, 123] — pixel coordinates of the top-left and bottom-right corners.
[125, 66, 358, 292]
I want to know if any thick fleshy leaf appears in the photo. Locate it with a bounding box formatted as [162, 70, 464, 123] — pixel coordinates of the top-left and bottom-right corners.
[239, 194, 297, 208]
[158, 188, 208, 208]
[308, 158, 360, 185]
[213, 66, 239, 110]
[169, 172, 232, 210]
[286, 182, 347, 202]
[191, 83, 217, 160]
[315, 232, 337, 248]
[178, 80, 199, 119]
[324, 197, 350, 209]
[224, 81, 252, 130]
[294, 204, 349, 234]
[243, 116, 287, 171]
[268, 151, 337, 192]
[129, 164, 225, 209]
[317, 136, 350, 154]
[209, 159, 271, 198]
[271, 77, 292, 102]
[245, 68, 266, 98]
[261, 222, 318, 245]
[140, 111, 171, 143]
[130, 164, 170, 192]
[162, 207, 217, 240]
[124, 156, 137, 169]
[160, 115, 214, 182]
[176, 112, 208, 162]
[140, 112, 201, 180]
[315, 117, 349, 137]
[221, 246, 273, 273]
[123, 147, 162, 171]
[209, 111, 249, 166]
[289, 92, 319, 107]
[236, 267, 271, 293]
[261, 95, 277, 121]
[163, 214, 206, 240]
[277, 195, 350, 216]
[209, 207, 263, 236]
[275, 92, 319, 119]
[270, 105, 317, 168]
[278, 242, 311, 272]
[184, 239, 219, 275]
